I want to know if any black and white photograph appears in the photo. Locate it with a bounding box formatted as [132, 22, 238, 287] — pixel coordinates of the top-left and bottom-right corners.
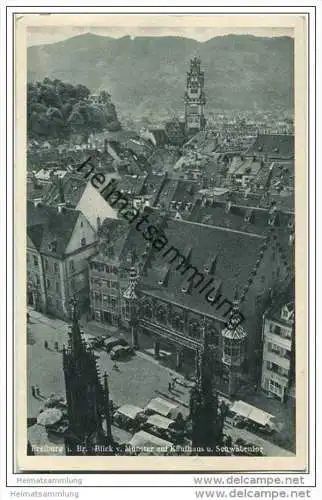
[12, 12, 309, 472]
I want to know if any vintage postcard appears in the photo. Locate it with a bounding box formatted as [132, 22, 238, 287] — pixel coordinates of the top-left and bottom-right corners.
[14, 13, 308, 472]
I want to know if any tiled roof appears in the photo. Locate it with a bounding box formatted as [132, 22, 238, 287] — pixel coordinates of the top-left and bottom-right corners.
[105, 130, 139, 144]
[149, 128, 169, 146]
[231, 157, 263, 178]
[189, 200, 294, 234]
[42, 173, 87, 208]
[27, 201, 80, 258]
[245, 135, 294, 159]
[91, 219, 130, 265]
[117, 175, 147, 196]
[267, 281, 295, 325]
[139, 218, 266, 320]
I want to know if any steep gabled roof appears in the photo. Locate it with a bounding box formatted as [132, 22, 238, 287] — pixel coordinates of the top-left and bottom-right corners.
[27, 200, 81, 258]
[139, 218, 266, 319]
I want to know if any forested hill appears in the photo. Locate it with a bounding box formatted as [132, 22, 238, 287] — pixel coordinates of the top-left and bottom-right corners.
[27, 78, 121, 140]
[28, 33, 294, 117]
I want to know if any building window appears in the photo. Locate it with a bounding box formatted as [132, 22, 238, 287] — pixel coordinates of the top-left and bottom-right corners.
[274, 325, 281, 335]
[46, 279, 51, 289]
[44, 258, 49, 270]
[69, 261, 75, 272]
[54, 262, 59, 273]
[55, 282, 60, 293]
[268, 380, 282, 397]
[81, 237, 86, 247]
[33, 256, 38, 267]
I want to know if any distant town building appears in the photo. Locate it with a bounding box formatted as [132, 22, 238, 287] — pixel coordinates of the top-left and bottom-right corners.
[184, 57, 206, 137]
[227, 156, 264, 189]
[261, 287, 295, 402]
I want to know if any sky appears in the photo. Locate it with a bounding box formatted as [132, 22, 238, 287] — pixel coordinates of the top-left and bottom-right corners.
[27, 26, 294, 47]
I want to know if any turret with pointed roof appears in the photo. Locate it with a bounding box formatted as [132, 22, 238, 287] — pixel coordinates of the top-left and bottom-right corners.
[222, 289, 247, 396]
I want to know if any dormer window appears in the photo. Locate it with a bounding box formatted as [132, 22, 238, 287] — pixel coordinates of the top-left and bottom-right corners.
[181, 286, 189, 293]
[48, 240, 57, 252]
[268, 215, 276, 226]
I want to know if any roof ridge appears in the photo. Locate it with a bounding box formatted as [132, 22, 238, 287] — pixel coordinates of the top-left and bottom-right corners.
[172, 218, 266, 239]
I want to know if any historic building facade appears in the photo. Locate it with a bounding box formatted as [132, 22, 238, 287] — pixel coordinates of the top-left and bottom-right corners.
[261, 289, 295, 402]
[27, 200, 97, 319]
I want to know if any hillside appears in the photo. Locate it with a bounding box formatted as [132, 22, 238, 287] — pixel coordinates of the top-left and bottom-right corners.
[27, 78, 121, 140]
[28, 33, 294, 118]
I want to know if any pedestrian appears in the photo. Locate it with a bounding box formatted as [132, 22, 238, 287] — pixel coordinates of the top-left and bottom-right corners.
[54, 341, 59, 351]
[44, 340, 48, 349]
[172, 376, 177, 389]
[168, 382, 172, 392]
[31, 385, 35, 397]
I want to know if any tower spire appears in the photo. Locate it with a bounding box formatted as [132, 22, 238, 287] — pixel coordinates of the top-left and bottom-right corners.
[190, 317, 224, 455]
[67, 296, 84, 360]
[63, 297, 114, 454]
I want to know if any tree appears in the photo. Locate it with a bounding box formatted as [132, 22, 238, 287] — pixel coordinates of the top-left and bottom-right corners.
[27, 78, 121, 140]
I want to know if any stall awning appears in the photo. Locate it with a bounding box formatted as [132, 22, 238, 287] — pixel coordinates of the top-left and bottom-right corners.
[230, 400, 274, 427]
[115, 404, 144, 420]
[145, 397, 179, 418]
[129, 431, 173, 454]
[147, 414, 175, 430]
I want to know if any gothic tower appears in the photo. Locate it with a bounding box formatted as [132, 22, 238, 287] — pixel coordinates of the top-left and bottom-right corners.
[62, 298, 114, 455]
[184, 56, 206, 137]
[189, 318, 224, 455]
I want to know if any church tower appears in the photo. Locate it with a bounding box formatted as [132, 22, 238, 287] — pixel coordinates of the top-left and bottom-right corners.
[184, 56, 206, 137]
[189, 318, 225, 455]
[62, 298, 114, 455]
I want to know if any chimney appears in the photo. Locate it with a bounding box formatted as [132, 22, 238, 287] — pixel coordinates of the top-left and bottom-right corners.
[33, 197, 42, 207]
[225, 200, 232, 213]
[209, 255, 218, 275]
[181, 277, 194, 294]
[57, 202, 66, 213]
